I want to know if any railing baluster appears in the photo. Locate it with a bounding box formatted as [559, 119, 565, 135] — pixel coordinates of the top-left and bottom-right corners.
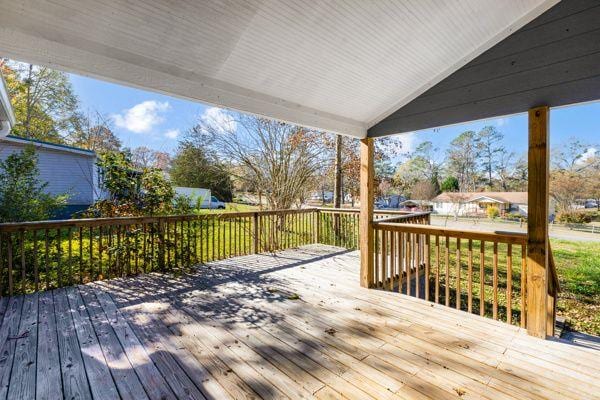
[456, 238, 461, 310]
[68, 228, 73, 286]
[57, 228, 62, 288]
[390, 230, 395, 291]
[521, 245, 527, 328]
[493, 241, 498, 320]
[108, 226, 113, 280]
[468, 239, 473, 313]
[33, 231, 39, 292]
[20, 231, 25, 294]
[425, 234, 430, 301]
[480, 241, 485, 317]
[89, 226, 94, 280]
[445, 236, 450, 307]
[507, 243, 512, 325]
[435, 235, 440, 303]
[415, 233, 421, 299]
[7, 234, 13, 296]
[406, 232, 411, 295]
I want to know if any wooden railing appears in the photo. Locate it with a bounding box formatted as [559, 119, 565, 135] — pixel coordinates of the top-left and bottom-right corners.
[316, 208, 430, 249]
[372, 222, 530, 327]
[0, 209, 318, 296]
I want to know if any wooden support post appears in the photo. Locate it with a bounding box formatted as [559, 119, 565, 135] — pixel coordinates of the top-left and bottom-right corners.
[360, 138, 374, 288]
[527, 106, 550, 338]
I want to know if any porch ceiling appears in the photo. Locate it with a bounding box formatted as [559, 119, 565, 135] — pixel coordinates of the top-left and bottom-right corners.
[0, 0, 557, 138]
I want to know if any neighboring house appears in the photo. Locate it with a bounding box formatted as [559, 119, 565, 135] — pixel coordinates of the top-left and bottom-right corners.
[0, 135, 100, 218]
[432, 192, 529, 217]
[399, 199, 433, 212]
[174, 186, 226, 209]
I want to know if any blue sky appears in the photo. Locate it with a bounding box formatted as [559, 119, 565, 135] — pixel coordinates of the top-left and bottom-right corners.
[70, 73, 600, 157]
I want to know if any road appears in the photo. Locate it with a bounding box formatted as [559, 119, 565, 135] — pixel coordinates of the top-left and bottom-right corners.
[430, 216, 600, 242]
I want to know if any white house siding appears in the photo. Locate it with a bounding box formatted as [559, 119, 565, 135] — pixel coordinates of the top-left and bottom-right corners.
[0, 140, 96, 207]
[433, 202, 481, 216]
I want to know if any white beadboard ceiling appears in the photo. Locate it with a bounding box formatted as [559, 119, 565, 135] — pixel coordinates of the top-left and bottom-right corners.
[0, 0, 558, 137]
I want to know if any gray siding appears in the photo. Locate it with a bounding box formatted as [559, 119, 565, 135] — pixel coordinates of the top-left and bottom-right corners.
[369, 0, 600, 137]
[0, 141, 95, 205]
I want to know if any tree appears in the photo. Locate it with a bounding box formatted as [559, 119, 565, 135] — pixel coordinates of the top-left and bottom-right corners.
[2, 61, 81, 143]
[193, 113, 324, 210]
[550, 139, 599, 212]
[170, 142, 234, 202]
[475, 126, 504, 188]
[446, 131, 479, 192]
[70, 110, 121, 152]
[333, 134, 342, 209]
[441, 176, 459, 192]
[550, 170, 584, 213]
[392, 141, 442, 196]
[130, 147, 172, 172]
[131, 146, 157, 169]
[0, 146, 68, 222]
[552, 138, 599, 172]
[411, 181, 437, 200]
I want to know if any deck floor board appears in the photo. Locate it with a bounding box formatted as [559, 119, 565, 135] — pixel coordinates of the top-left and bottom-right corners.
[1, 245, 599, 399]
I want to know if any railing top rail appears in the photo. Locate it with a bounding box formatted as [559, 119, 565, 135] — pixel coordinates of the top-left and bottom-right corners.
[374, 212, 431, 223]
[374, 222, 527, 245]
[0, 208, 319, 232]
[315, 207, 424, 215]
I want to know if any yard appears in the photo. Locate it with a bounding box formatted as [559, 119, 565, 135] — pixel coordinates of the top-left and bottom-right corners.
[552, 240, 600, 335]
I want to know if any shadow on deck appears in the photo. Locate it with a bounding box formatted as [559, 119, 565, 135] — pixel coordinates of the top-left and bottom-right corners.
[0, 244, 598, 399]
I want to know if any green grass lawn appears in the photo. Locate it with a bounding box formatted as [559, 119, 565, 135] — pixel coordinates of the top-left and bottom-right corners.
[551, 239, 600, 335]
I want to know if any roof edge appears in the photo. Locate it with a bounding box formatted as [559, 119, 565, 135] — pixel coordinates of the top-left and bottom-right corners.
[2, 135, 96, 156]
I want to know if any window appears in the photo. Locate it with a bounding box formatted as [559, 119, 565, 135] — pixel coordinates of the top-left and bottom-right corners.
[211, 196, 219, 202]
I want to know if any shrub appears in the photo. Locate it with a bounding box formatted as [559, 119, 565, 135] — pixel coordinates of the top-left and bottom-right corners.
[556, 211, 592, 224]
[0, 146, 68, 222]
[486, 205, 500, 219]
[92, 151, 174, 217]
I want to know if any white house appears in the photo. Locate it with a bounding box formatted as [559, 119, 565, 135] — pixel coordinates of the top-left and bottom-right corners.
[432, 192, 529, 217]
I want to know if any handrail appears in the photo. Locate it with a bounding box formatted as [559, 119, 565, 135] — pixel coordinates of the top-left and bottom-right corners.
[374, 212, 431, 224]
[0, 208, 317, 232]
[374, 222, 527, 245]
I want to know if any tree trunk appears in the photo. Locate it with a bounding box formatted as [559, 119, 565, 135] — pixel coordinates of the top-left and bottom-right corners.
[24, 64, 33, 138]
[333, 134, 342, 236]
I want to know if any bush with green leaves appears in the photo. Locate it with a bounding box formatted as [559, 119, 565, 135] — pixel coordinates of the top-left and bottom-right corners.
[0, 145, 68, 222]
[91, 150, 174, 216]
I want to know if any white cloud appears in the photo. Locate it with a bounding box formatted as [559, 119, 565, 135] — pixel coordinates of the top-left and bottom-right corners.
[164, 129, 180, 139]
[113, 100, 170, 133]
[201, 107, 237, 133]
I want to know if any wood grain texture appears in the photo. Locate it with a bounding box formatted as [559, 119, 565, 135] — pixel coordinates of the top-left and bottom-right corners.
[526, 106, 550, 338]
[359, 138, 374, 288]
[0, 246, 597, 399]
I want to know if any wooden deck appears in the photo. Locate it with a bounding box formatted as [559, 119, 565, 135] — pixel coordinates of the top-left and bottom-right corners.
[0, 245, 598, 400]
